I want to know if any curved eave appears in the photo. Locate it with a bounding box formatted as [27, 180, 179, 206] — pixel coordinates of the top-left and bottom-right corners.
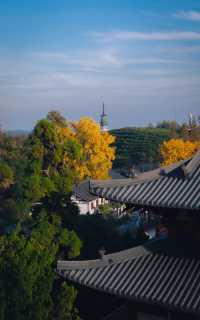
[90, 160, 200, 211]
[89, 151, 200, 211]
[91, 187, 200, 211]
[57, 240, 200, 316]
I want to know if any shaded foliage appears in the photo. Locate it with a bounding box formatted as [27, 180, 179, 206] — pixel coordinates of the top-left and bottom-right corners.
[111, 127, 170, 167]
[0, 212, 81, 320]
[0, 162, 14, 190]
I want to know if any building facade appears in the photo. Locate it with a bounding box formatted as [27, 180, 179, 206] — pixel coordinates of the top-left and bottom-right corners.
[71, 180, 108, 215]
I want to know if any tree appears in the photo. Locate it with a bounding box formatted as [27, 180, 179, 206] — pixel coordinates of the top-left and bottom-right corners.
[180, 122, 200, 141]
[0, 131, 29, 224]
[99, 203, 113, 216]
[23, 118, 83, 205]
[0, 212, 81, 320]
[72, 117, 115, 180]
[1, 198, 30, 223]
[54, 283, 79, 320]
[156, 120, 180, 131]
[160, 139, 200, 166]
[0, 162, 14, 190]
[47, 110, 68, 128]
[24, 114, 115, 207]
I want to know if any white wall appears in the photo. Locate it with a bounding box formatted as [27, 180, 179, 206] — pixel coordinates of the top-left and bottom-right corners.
[71, 195, 109, 215]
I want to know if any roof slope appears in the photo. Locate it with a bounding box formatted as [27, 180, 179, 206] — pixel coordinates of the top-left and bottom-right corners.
[57, 239, 200, 316]
[73, 180, 98, 202]
[89, 150, 200, 210]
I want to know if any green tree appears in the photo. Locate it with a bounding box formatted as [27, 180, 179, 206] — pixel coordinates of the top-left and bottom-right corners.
[0, 212, 81, 320]
[24, 118, 83, 207]
[47, 110, 68, 128]
[0, 162, 14, 190]
[54, 283, 79, 320]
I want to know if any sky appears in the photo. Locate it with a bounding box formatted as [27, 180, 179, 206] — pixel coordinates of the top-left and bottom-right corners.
[0, 0, 200, 130]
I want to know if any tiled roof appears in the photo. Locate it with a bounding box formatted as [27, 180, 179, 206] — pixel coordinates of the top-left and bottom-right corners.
[57, 240, 200, 316]
[73, 180, 98, 202]
[89, 150, 200, 210]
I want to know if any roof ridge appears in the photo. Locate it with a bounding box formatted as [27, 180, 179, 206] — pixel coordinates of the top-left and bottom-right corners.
[161, 158, 190, 175]
[185, 148, 200, 176]
[57, 245, 151, 271]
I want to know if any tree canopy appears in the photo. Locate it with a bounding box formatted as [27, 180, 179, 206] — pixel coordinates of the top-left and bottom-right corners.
[23, 117, 83, 205]
[73, 117, 115, 180]
[160, 138, 200, 166]
[23, 114, 115, 207]
[0, 212, 81, 320]
[0, 162, 14, 190]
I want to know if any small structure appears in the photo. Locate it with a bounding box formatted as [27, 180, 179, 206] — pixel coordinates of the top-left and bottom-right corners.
[71, 170, 126, 216]
[100, 103, 108, 132]
[71, 180, 108, 215]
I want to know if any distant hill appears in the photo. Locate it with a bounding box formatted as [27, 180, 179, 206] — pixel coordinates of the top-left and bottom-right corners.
[6, 130, 30, 137]
[111, 127, 171, 168]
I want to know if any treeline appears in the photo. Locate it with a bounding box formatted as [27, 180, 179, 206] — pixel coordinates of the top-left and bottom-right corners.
[0, 112, 137, 320]
[111, 120, 200, 168]
[111, 127, 171, 168]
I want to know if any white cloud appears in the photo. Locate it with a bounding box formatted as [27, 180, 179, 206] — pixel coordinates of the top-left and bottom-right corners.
[32, 50, 185, 74]
[0, 48, 199, 94]
[175, 11, 200, 22]
[89, 31, 200, 42]
[1, 45, 200, 130]
[160, 45, 200, 53]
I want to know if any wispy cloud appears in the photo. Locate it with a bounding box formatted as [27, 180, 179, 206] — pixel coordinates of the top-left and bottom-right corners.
[1, 49, 199, 130]
[89, 31, 200, 42]
[33, 51, 185, 71]
[0, 49, 199, 94]
[174, 11, 200, 22]
[160, 45, 200, 54]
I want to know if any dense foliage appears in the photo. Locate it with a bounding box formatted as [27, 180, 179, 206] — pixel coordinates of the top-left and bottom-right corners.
[111, 127, 170, 167]
[0, 213, 81, 320]
[0, 113, 117, 320]
[23, 118, 83, 206]
[23, 115, 115, 207]
[160, 139, 200, 166]
[112, 120, 200, 168]
[73, 117, 115, 180]
[2, 113, 199, 319]
[159, 121, 200, 165]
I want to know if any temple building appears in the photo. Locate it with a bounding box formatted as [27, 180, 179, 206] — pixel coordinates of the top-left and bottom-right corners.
[100, 103, 108, 131]
[58, 150, 200, 320]
[71, 180, 108, 215]
[71, 179, 126, 216]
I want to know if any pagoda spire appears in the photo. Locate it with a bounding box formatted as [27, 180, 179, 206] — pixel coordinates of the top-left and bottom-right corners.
[102, 102, 105, 115]
[100, 102, 108, 131]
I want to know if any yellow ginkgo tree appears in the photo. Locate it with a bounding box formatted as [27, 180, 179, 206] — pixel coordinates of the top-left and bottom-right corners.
[72, 117, 115, 180]
[160, 138, 200, 166]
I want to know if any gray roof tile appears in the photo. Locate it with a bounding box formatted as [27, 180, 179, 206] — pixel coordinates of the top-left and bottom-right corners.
[57, 240, 200, 315]
[90, 150, 200, 210]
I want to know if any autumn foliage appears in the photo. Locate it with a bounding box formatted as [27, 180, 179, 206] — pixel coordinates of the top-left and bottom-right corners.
[54, 117, 115, 181]
[24, 113, 115, 203]
[160, 138, 200, 166]
[72, 117, 115, 180]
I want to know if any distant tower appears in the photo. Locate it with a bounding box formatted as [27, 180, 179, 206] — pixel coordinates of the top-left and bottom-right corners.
[189, 112, 197, 128]
[189, 112, 194, 127]
[100, 103, 108, 131]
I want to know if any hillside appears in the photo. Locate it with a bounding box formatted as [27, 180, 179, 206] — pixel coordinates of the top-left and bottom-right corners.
[111, 127, 171, 168]
[6, 130, 29, 137]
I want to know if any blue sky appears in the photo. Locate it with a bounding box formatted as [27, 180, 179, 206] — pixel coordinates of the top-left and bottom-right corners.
[1, 0, 200, 130]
